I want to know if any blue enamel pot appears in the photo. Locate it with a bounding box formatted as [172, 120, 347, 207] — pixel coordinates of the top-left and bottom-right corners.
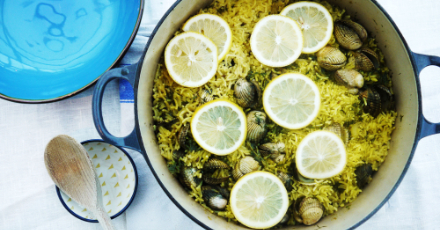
[92, 0, 440, 229]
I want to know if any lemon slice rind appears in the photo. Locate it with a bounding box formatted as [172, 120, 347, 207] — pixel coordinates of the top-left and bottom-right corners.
[165, 31, 218, 88]
[263, 73, 321, 130]
[230, 171, 289, 229]
[183, 13, 232, 62]
[281, 2, 333, 54]
[250, 15, 304, 67]
[191, 99, 246, 156]
[296, 131, 347, 179]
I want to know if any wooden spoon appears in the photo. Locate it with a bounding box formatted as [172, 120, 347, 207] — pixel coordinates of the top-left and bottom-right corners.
[44, 135, 116, 230]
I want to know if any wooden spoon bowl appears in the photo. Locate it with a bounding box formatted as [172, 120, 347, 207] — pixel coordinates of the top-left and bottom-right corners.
[44, 135, 118, 229]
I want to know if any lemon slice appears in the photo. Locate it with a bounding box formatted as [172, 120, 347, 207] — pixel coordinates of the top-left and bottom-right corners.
[230, 171, 289, 229]
[183, 14, 232, 62]
[191, 99, 246, 155]
[164, 32, 218, 87]
[263, 73, 321, 129]
[296, 131, 346, 179]
[281, 2, 333, 54]
[250, 15, 303, 67]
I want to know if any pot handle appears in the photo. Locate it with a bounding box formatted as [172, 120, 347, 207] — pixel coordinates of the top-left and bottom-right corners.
[412, 52, 440, 139]
[92, 64, 141, 152]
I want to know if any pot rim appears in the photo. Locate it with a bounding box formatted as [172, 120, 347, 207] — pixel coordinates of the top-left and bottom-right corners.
[133, 0, 422, 229]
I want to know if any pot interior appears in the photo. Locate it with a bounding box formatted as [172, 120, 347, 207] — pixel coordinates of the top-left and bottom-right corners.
[136, 0, 419, 229]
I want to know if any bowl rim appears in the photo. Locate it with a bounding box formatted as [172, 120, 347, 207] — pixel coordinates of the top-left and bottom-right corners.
[55, 139, 139, 223]
[132, 0, 423, 229]
[0, 0, 145, 104]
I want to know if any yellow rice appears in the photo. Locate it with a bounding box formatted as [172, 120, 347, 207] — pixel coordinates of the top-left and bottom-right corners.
[152, 0, 397, 226]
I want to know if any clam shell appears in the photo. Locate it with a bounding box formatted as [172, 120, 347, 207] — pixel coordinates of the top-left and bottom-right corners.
[235, 78, 258, 108]
[232, 165, 243, 181]
[294, 197, 323, 225]
[293, 170, 316, 186]
[359, 87, 381, 117]
[334, 69, 364, 89]
[376, 85, 394, 111]
[216, 186, 230, 199]
[247, 111, 267, 143]
[347, 88, 359, 94]
[202, 186, 228, 210]
[178, 124, 190, 148]
[317, 46, 347, 71]
[204, 158, 229, 170]
[202, 174, 229, 185]
[355, 164, 373, 189]
[259, 142, 286, 157]
[339, 20, 368, 42]
[238, 156, 259, 174]
[251, 79, 262, 107]
[273, 154, 285, 164]
[335, 22, 363, 50]
[354, 48, 379, 71]
[323, 123, 349, 146]
[232, 156, 259, 180]
[277, 172, 293, 191]
[181, 167, 202, 189]
[200, 89, 214, 104]
[203, 159, 230, 184]
[291, 162, 317, 185]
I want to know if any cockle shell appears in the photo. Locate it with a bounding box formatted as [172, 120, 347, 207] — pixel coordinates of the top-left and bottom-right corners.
[359, 87, 381, 117]
[232, 156, 259, 181]
[323, 123, 350, 146]
[202, 186, 228, 210]
[292, 165, 317, 186]
[202, 174, 229, 185]
[200, 89, 213, 104]
[354, 48, 379, 72]
[340, 20, 368, 42]
[234, 78, 261, 108]
[180, 167, 202, 189]
[334, 69, 364, 93]
[335, 20, 368, 50]
[178, 124, 189, 148]
[259, 142, 286, 164]
[293, 197, 323, 225]
[259, 142, 286, 157]
[359, 85, 394, 117]
[247, 111, 267, 143]
[277, 172, 293, 191]
[355, 164, 373, 189]
[202, 159, 230, 184]
[317, 46, 347, 71]
[376, 85, 394, 112]
[204, 158, 229, 170]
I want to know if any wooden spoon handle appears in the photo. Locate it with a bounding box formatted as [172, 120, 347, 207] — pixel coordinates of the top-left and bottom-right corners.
[94, 207, 116, 230]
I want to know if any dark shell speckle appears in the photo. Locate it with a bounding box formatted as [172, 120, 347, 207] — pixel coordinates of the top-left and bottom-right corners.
[355, 164, 373, 189]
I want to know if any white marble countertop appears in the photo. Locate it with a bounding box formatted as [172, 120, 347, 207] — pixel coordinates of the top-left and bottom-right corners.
[1, 0, 440, 229]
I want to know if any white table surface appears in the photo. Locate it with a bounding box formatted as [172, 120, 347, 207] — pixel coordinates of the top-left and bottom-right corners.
[1, 0, 440, 229]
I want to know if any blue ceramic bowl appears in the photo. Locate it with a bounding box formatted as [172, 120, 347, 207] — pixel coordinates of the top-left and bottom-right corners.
[0, 0, 143, 103]
[56, 139, 138, 222]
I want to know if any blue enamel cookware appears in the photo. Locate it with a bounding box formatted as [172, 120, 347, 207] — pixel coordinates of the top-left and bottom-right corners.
[0, 0, 143, 103]
[92, 0, 440, 229]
